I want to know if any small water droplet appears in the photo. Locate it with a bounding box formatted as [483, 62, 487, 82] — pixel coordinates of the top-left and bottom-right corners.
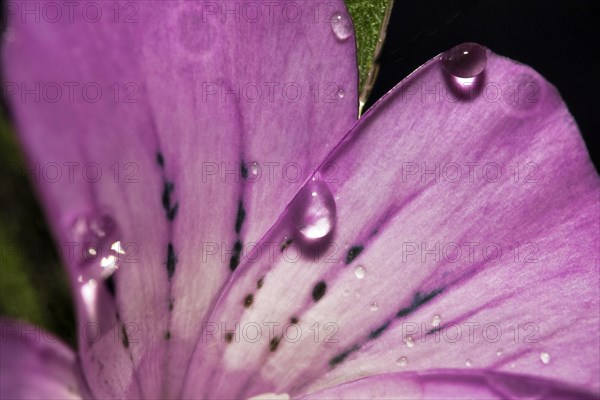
[337, 88, 345, 98]
[432, 315, 441, 327]
[370, 302, 378, 311]
[404, 335, 414, 348]
[496, 348, 503, 356]
[330, 12, 352, 41]
[465, 359, 472, 367]
[290, 180, 336, 240]
[396, 356, 408, 367]
[248, 161, 260, 176]
[441, 42, 487, 78]
[540, 352, 551, 365]
[354, 265, 366, 279]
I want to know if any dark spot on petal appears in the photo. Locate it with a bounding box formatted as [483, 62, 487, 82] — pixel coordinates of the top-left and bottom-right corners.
[244, 294, 254, 308]
[121, 325, 129, 348]
[312, 281, 327, 302]
[235, 200, 246, 234]
[167, 203, 179, 221]
[162, 181, 174, 211]
[345, 245, 364, 264]
[280, 238, 293, 252]
[229, 240, 243, 271]
[240, 163, 248, 180]
[396, 288, 443, 318]
[329, 344, 360, 368]
[164, 331, 171, 340]
[290, 317, 299, 324]
[256, 277, 264, 289]
[168, 299, 174, 311]
[105, 275, 116, 297]
[166, 243, 177, 279]
[427, 326, 442, 335]
[156, 152, 164, 168]
[225, 332, 234, 343]
[368, 320, 391, 340]
[269, 337, 281, 352]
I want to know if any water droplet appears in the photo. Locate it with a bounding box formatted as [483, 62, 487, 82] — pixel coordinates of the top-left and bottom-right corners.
[290, 180, 336, 240]
[441, 43, 487, 97]
[370, 302, 379, 311]
[71, 213, 123, 280]
[540, 352, 551, 365]
[248, 161, 260, 177]
[496, 348, 503, 356]
[432, 315, 441, 327]
[396, 356, 408, 367]
[404, 335, 414, 348]
[354, 265, 366, 279]
[337, 88, 345, 98]
[330, 12, 352, 41]
[465, 359, 472, 367]
[441, 42, 487, 79]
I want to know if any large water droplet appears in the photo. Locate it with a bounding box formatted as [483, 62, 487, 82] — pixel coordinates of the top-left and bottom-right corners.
[71, 212, 123, 279]
[290, 180, 336, 240]
[354, 265, 366, 279]
[330, 12, 352, 41]
[404, 335, 415, 348]
[432, 315, 441, 327]
[441, 42, 487, 78]
[370, 302, 379, 311]
[540, 352, 551, 365]
[441, 43, 487, 97]
[396, 356, 408, 367]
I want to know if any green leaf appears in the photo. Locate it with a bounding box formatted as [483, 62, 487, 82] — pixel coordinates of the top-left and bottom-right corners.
[344, 0, 393, 111]
[0, 114, 75, 346]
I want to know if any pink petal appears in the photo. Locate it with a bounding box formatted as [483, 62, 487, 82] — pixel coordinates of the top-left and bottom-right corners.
[1, 1, 357, 398]
[300, 370, 599, 399]
[182, 50, 599, 398]
[0, 319, 91, 399]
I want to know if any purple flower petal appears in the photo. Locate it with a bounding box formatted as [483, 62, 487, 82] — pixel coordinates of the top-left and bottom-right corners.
[300, 370, 599, 399]
[181, 50, 599, 398]
[0, 319, 91, 399]
[2, 2, 357, 398]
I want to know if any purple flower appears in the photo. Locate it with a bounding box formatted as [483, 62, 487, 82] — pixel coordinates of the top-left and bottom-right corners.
[1, 1, 598, 399]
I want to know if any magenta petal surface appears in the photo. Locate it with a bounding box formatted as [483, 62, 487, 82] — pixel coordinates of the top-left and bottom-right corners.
[0, 319, 90, 399]
[1, 1, 357, 398]
[183, 50, 599, 398]
[301, 370, 599, 399]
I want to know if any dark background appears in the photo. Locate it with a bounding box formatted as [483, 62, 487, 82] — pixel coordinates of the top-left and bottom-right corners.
[366, 0, 599, 170]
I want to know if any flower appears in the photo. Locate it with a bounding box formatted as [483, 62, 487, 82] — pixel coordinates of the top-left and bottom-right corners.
[1, 1, 598, 399]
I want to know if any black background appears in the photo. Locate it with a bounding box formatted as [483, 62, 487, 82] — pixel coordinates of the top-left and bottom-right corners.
[366, 0, 599, 170]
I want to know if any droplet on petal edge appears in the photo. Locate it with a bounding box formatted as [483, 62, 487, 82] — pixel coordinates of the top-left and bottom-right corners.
[330, 12, 352, 41]
[540, 352, 551, 365]
[441, 42, 487, 96]
[441, 42, 487, 79]
[354, 265, 366, 279]
[290, 179, 336, 240]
